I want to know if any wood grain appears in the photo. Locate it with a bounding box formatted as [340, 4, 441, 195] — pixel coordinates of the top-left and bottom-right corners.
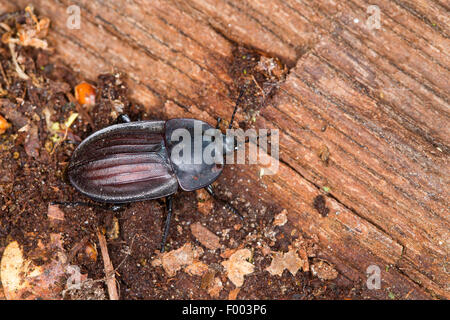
[1, 0, 448, 298]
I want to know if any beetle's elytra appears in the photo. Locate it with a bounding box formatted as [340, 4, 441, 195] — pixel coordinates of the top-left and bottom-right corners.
[68, 119, 224, 203]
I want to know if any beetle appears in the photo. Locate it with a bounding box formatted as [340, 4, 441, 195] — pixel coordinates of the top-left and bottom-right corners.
[59, 91, 248, 252]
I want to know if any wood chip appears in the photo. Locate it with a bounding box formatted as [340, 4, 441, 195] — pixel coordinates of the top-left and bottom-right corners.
[190, 222, 221, 250]
[97, 231, 119, 300]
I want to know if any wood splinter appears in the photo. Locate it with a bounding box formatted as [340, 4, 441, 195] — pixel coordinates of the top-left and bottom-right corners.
[97, 229, 119, 300]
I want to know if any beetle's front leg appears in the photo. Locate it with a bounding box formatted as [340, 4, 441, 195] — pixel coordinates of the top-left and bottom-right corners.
[160, 195, 173, 253]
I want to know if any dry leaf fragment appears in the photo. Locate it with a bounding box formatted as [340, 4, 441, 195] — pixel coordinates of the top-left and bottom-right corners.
[3, 6, 50, 49]
[0, 238, 67, 300]
[266, 248, 304, 276]
[221, 249, 254, 287]
[260, 244, 271, 256]
[152, 243, 202, 277]
[190, 222, 221, 250]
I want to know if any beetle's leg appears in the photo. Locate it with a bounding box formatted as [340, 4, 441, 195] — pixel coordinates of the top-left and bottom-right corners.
[116, 114, 131, 124]
[160, 195, 174, 253]
[204, 185, 244, 220]
[50, 201, 126, 212]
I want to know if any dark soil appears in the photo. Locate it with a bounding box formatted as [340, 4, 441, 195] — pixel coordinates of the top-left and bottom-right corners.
[0, 10, 367, 300]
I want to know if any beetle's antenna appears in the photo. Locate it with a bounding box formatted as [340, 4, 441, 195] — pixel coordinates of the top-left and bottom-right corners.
[228, 88, 245, 129]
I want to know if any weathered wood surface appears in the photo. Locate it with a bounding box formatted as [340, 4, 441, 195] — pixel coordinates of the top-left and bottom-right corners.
[1, 0, 448, 298]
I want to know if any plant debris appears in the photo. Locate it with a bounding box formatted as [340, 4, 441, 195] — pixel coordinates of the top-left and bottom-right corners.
[152, 243, 203, 277]
[221, 248, 255, 287]
[273, 209, 288, 227]
[311, 260, 338, 281]
[1, 5, 50, 50]
[0, 236, 67, 300]
[265, 248, 304, 277]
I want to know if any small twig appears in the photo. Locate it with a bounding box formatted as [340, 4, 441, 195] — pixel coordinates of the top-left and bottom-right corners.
[8, 42, 29, 80]
[97, 229, 119, 300]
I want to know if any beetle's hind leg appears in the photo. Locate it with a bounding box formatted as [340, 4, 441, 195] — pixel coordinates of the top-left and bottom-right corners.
[204, 185, 244, 220]
[160, 195, 174, 253]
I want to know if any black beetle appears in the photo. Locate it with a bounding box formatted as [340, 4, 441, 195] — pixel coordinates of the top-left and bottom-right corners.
[60, 92, 248, 252]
